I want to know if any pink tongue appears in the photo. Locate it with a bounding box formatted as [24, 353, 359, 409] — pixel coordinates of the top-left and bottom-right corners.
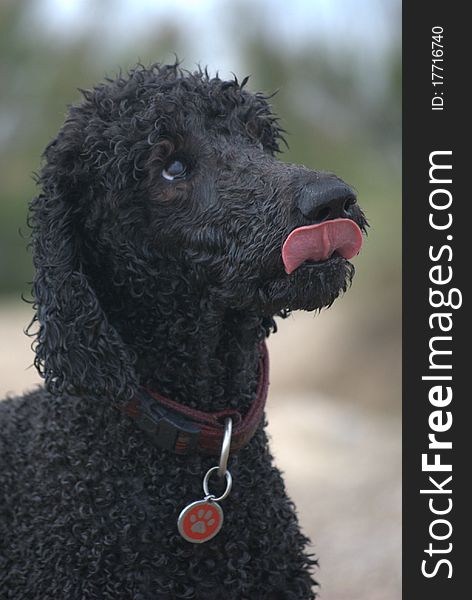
[282, 218, 363, 274]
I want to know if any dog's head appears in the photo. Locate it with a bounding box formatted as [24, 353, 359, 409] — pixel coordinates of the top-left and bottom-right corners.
[30, 63, 367, 398]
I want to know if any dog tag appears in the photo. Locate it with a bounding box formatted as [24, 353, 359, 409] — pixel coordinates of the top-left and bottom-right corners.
[177, 466, 232, 544]
[178, 421, 233, 543]
[177, 499, 224, 543]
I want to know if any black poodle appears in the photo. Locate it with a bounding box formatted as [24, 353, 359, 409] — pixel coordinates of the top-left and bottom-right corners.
[0, 63, 367, 599]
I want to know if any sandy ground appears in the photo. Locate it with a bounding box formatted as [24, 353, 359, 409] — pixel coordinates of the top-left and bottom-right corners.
[0, 302, 401, 600]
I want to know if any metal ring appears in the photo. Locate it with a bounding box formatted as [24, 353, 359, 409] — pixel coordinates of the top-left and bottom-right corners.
[218, 417, 232, 477]
[203, 466, 232, 502]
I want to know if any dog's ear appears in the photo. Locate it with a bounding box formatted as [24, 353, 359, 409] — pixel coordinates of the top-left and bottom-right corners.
[28, 120, 137, 402]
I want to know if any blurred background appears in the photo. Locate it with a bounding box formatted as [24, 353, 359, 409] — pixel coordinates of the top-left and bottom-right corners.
[0, 1, 401, 598]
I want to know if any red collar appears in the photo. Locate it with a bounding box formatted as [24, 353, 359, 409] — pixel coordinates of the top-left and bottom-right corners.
[120, 343, 269, 456]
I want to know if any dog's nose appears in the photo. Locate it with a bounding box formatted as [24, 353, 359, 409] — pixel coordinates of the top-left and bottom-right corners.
[296, 177, 357, 223]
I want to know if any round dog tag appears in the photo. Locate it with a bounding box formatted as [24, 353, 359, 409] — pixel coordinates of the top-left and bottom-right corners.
[177, 426, 233, 544]
[177, 499, 223, 543]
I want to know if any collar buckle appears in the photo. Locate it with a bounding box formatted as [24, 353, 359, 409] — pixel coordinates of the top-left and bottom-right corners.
[135, 390, 200, 453]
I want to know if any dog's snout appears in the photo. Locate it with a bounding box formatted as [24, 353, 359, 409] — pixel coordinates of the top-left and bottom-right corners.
[296, 177, 357, 223]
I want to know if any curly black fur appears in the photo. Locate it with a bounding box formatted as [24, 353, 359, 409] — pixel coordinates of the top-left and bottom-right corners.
[0, 62, 367, 599]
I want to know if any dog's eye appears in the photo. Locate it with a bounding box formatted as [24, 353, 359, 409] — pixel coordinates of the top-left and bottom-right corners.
[162, 160, 187, 181]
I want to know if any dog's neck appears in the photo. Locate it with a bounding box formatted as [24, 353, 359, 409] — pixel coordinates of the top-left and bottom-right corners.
[134, 306, 268, 412]
[99, 260, 272, 412]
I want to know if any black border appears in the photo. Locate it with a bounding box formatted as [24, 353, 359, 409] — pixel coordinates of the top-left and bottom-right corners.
[403, 3, 467, 597]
